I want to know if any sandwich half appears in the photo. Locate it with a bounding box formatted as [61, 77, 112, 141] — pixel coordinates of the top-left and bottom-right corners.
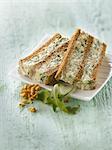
[19, 33, 68, 79]
[55, 29, 106, 89]
[31, 41, 69, 84]
[55, 29, 93, 84]
[19, 33, 69, 84]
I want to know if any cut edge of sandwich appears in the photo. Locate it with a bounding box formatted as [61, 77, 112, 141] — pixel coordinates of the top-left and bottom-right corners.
[30, 41, 69, 85]
[74, 35, 94, 81]
[77, 40, 107, 90]
[55, 28, 107, 90]
[55, 29, 93, 84]
[55, 29, 81, 80]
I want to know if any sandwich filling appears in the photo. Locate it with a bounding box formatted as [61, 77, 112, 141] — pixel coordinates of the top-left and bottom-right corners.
[32, 45, 68, 83]
[60, 32, 89, 84]
[78, 38, 103, 89]
[81, 39, 101, 81]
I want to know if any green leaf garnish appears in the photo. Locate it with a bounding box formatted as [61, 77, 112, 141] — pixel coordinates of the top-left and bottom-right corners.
[36, 84, 80, 114]
[37, 89, 50, 104]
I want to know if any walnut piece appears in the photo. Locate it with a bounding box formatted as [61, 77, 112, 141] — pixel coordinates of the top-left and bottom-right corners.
[19, 84, 41, 108]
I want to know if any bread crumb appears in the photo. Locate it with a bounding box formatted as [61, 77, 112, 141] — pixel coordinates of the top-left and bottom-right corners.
[28, 107, 37, 113]
[18, 102, 25, 108]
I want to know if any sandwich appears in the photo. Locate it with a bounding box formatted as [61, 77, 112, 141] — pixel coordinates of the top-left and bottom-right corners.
[19, 33, 69, 84]
[19, 29, 107, 90]
[55, 29, 106, 89]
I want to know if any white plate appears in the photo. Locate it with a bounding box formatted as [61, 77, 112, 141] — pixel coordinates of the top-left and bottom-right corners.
[9, 35, 112, 101]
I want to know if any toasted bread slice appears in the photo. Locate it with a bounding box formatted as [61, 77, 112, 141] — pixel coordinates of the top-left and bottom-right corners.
[19, 33, 68, 77]
[77, 38, 106, 90]
[31, 41, 69, 85]
[55, 29, 93, 84]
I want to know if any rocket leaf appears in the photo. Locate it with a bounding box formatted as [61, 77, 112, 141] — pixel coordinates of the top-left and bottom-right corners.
[36, 84, 80, 114]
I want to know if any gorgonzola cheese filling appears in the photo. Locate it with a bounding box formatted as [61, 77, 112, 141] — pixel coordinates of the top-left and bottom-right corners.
[81, 38, 101, 82]
[33, 48, 67, 82]
[61, 32, 89, 84]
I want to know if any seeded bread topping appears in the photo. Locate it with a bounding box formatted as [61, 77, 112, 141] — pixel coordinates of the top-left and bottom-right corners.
[60, 32, 89, 84]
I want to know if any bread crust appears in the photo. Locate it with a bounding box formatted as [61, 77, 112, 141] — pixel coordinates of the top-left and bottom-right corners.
[44, 67, 59, 85]
[55, 29, 81, 80]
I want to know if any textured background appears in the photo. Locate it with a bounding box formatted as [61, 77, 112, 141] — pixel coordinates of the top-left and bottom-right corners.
[0, 0, 112, 150]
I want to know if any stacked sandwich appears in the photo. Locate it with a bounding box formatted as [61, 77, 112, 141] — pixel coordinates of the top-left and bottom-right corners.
[19, 29, 107, 90]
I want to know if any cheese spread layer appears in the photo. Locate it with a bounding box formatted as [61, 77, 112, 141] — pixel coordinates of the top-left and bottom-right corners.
[33, 47, 67, 83]
[81, 38, 101, 81]
[60, 32, 89, 84]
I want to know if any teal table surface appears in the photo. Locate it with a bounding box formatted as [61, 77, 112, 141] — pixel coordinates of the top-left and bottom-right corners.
[0, 1, 112, 150]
